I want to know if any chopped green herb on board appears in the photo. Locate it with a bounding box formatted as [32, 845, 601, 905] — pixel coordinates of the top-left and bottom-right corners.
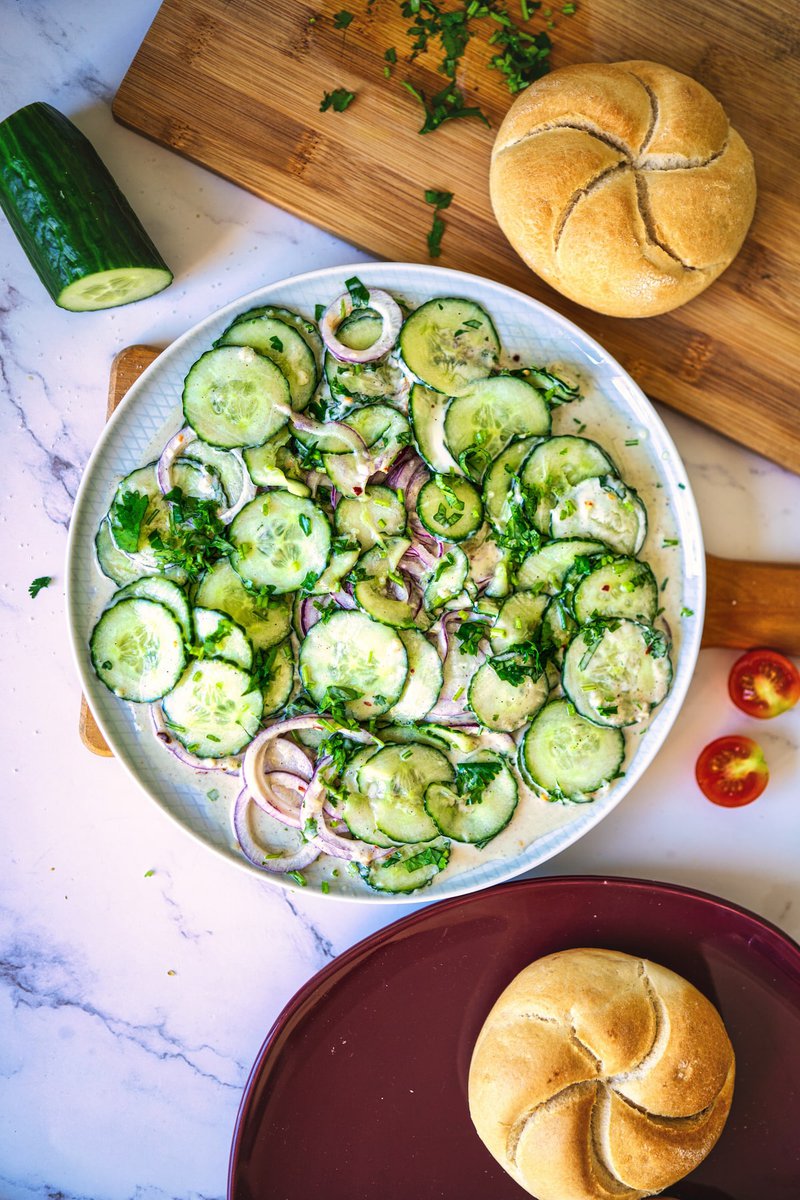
[333, 10, 355, 28]
[425, 188, 454, 258]
[320, 88, 356, 113]
[28, 575, 52, 598]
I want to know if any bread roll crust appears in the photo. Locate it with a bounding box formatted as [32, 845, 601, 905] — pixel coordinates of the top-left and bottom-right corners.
[489, 61, 756, 317]
[468, 948, 735, 1200]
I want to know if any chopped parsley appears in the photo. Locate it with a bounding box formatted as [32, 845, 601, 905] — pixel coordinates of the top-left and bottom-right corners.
[333, 9, 354, 28]
[424, 188, 454, 258]
[28, 575, 52, 599]
[456, 619, 490, 656]
[455, 759, 503, 805]
[401, 79, 489, 134]
[345, 275, 370, 307]
[109, 489, 150, 553]
[389, 844, 449, 873]
[150, 487, 230, 579]
[320, 88, 356, 113]
[492, 638, 545, 686]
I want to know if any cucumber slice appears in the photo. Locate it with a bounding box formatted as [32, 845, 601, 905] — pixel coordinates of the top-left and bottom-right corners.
[217, 315, 318, 411]
[490, 590, 549, 654]
[416, 474, 483, 542]
[183, 345, 290, 449]
[192, 607, 253, 670]
[229, 492, 331, 593]
[90, 598, 186, 702]
[322, 450, 371, 498]
[379, 724, 480, 754]
[335, 485, 407, 549]
[357, 744, 453, 843]
[423, 546, 469, 611]
[258, 639, 295, 716]
[408, 384, 460, 474]
[361, 839, 451, 893]
[550, 476, 648, 557]
[179, 441, 249, 510]
[425, 755, 518, 843]
[540, 594, 578, 661]
[562, 619, 673, 727]
[399, 298, 499, 395]
[162, 659, 263, 758]
[112, 575, 192, 643]
[521, 436, 616, 532]
[516, 538, 607, 594]
[385, 629, 443, 722]
[570, 556, 658, 625]
[242, 431, 309, 495]
[307, 548, 361, 595]
[337, 308, 384, 351]
[520, 699, 625, 800]
[468, 657, 549, 732]
[482, 437, 542, 533]
[325, 351, 407, 405]
[343, 404, 411, 460]
[299, 609, 408, 719]
[95, 518, 148, 587]
[354, 577, 418, 628]
[444, 377, 551, 480]
[340, 791, 398, 849]
[194, 559, 291, 650]
[107, 463, 170, 562]
[0, 103, 172, 311]
[229, 305, 323, 364]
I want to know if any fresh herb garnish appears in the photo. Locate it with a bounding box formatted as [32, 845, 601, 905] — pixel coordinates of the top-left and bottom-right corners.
[455, 759, 503, 805]
[319, 684, 361, 725]
[423, 187, 454, 260]
[109, 489, 150, 554]
[456, 619, 489, 656]
[642, 627, 669, 658]
[402, 79, 489, 134]
[269, 335, 284, 352]
[492, 638, 545, 685]
[150, 487, 230, 579]
[250, 645, 279, 691]
[389, 844, 449, 873]
[28, 575, 52, 599]
[320, 88, 356, 113]
[299, 513, 312, 537]
[333, 9, 354, 28]
[288, 871, 308, 887]
[345, 275, 370, 307]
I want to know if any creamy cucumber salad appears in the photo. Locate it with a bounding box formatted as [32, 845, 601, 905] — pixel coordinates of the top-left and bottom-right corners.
[89, 278, 674, 894]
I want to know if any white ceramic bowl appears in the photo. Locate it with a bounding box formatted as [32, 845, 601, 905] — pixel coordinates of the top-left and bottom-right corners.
[66, 262, 705, 902]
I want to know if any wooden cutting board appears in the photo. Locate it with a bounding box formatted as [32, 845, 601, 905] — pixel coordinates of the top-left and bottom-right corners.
[113, 0, 800, 471]
[80, 345, 800, 755]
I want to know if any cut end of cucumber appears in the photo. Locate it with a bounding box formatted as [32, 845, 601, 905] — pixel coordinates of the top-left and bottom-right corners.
[57, 266, 173, 312]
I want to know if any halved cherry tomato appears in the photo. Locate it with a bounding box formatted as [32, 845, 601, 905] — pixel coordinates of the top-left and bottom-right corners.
[695, 736, 769, 807]
[728, 649, 800, 719]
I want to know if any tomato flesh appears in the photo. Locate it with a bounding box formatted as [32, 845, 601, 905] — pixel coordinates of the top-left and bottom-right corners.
[695, 735, 769, 807]
[728, 649, 800, 719]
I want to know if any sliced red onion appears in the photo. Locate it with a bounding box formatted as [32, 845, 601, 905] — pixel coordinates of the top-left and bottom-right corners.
[215, 451, 256, 524]
[320, 289, 403, 364]
[155, 426, 255, 524]
[233, 788, 320, 874]
[289, 410, 369, 457]
[151, 706, 241, 773]
[299, 596, 322, 637]
[330, 589, 357, 610]
[384, 448, 421, 491]
[249, 770, 308, 828]
[243, 715, 375, 805]
[301, 758, 388, 865]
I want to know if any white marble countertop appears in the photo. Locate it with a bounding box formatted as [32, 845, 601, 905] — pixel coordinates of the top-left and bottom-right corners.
[2, 4, 799, 1197]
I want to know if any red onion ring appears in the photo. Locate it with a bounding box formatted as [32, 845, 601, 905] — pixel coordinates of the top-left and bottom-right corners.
[155, 426, 255, 523]
[289, 409, 369, 457]
[151, 706, 241, 773]
[320, 289, 403, 364]
[249, 770, 308, 828]
[300, 758, 389, 865]
[233, 788, 320, 874]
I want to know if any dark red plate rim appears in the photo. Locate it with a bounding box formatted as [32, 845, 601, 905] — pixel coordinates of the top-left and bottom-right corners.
[226, 873, 800, 1200]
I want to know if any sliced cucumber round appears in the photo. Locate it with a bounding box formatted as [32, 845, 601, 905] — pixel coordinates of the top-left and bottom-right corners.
[540, 594, 578, 661]
[562, 619, 673, 727]
[521, 436, 616, 532]
[490, 590, 549, 654]
[354, 576, 418, 629]
[229, 304, 323, 363]
[516, 537, 607, 594]
[399, 297, 499, 395]
[112, 575, 192, 643]
[360, 839, 451, 893]
[571, 556, 658, 625]
[425, 755, 518, 843]
[550, 476, 647, 557]
[90, 597, 186, 702]
[340, 790, 398, 849]
[259, 639, 295, 716]
[95, 518, 149, 587]
[468, 657, 549, 732]
[423, 545, 469, 612]
[482, 436, 543, 533]
[230, 492, 331, 593]
[194, 559, 291, 650]
[520, 699, 625, 800]
[325, 350, 406, 405]
[335, 485, 407, 549]
[192, 606, 253, 670]
[444, 376, 551, 480]
[342, 404, 411, 460]
[299, 609, 407, 719]
[357, 743, 453, 843]
[217, 314, 318, 410]
[385, 629, 443, 722]
[162, 659, 263, 758]
[183, 345, 290, 448]
[416, 474, 483, 542]
[409, 383, 460, 474]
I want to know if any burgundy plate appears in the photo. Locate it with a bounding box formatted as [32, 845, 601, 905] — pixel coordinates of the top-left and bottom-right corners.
[229, 877, 800, 1199]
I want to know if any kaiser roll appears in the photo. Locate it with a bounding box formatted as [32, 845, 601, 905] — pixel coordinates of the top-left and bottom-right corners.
[489, 61, 756, 317]
[468, 947, 735, 1200]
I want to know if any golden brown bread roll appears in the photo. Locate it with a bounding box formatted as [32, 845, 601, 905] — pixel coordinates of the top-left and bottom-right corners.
[489, 61, 756, 317]
[468, 947, 735, 1199]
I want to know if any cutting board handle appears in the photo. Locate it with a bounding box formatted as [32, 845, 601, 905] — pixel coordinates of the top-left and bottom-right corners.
[703, 553, 800, 655]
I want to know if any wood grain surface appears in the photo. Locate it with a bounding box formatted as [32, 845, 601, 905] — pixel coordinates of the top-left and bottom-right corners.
[113, 0, 800, 470]
[79, 344, 800, 755]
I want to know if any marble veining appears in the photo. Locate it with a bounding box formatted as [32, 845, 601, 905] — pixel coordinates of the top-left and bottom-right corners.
[1, 3, 799, 1197]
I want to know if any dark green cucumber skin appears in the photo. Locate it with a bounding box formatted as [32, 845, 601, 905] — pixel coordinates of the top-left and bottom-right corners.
[0, 102, 172, 306]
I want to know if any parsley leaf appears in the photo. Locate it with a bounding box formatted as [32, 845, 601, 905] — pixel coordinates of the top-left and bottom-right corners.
[345, 275, 370, 307]
[320, 88, 356, 113]
[109, 489, 150, 554]
[149, 487, 230, 580]
[455, 759, 503, 805]
[388, 844, 449, 873]
[401, 80, 489, 134]
[456, 619, 490, 656]
[28, 576, 52, 599]
[333, 9, 354, 29]
[492, 639, 546, 686]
